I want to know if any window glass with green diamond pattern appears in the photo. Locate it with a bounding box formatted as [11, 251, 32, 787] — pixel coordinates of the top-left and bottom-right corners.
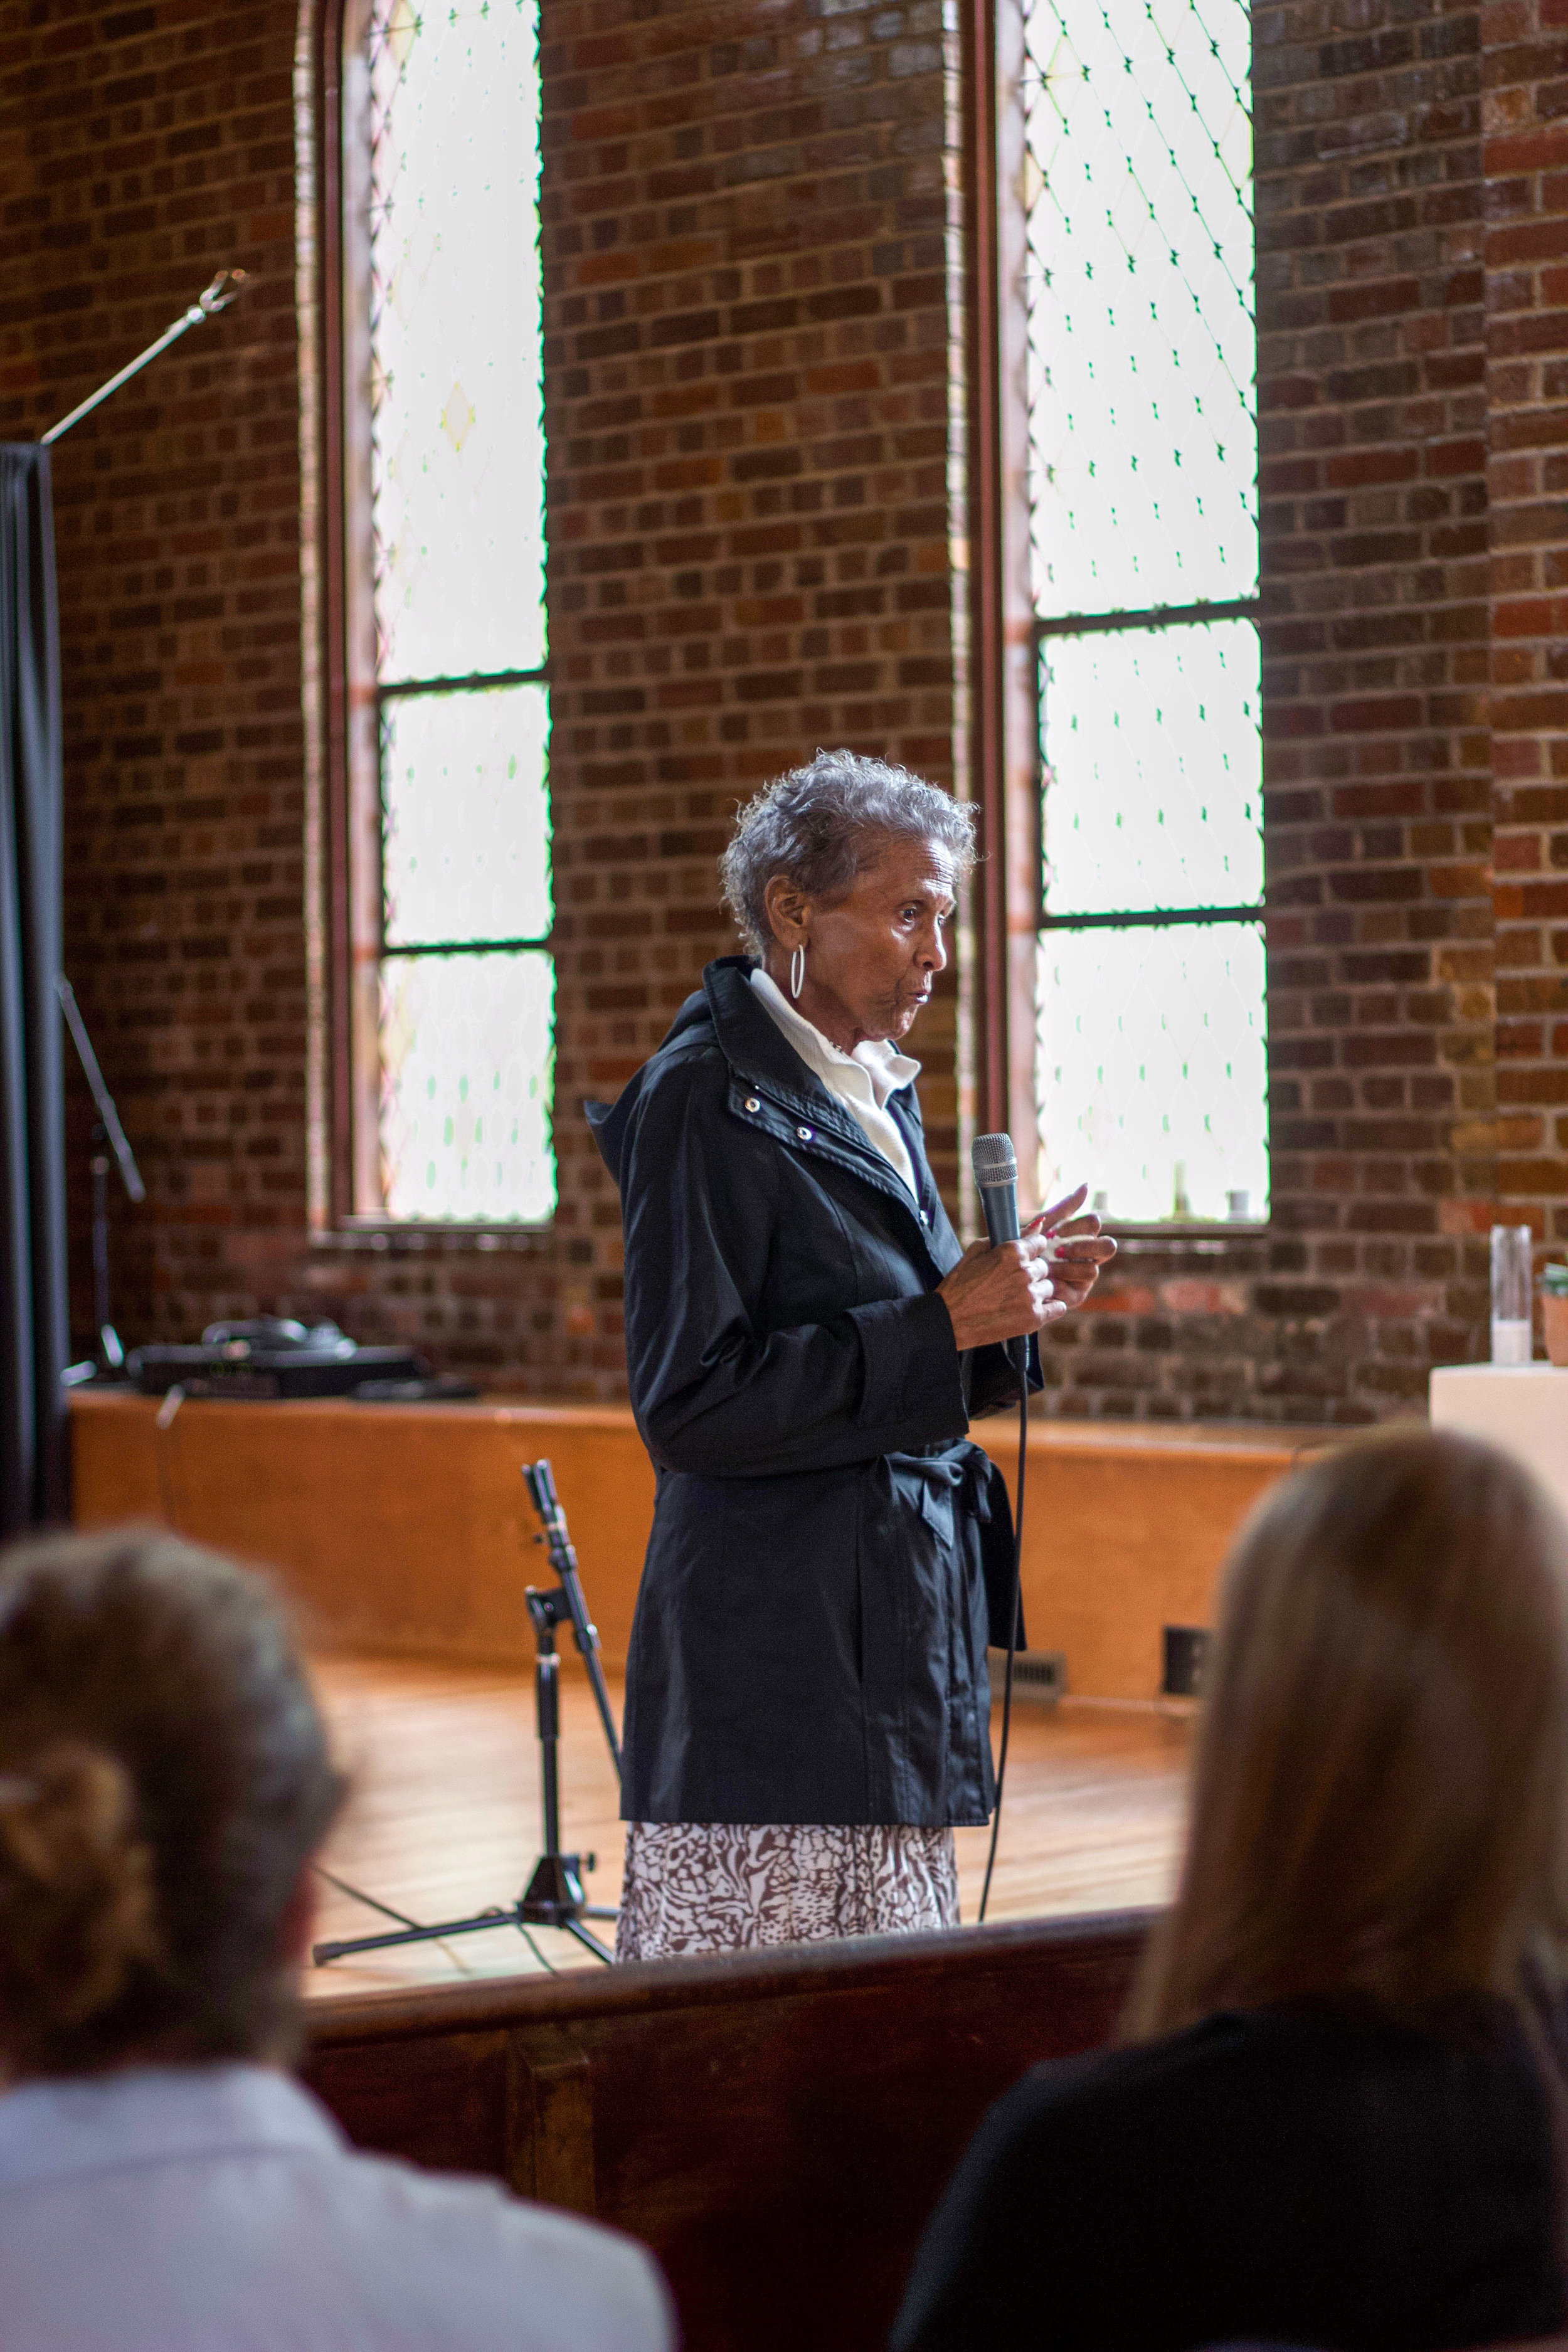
[1025, 0, 1266, 1225]
[366, 0, 554, 1222]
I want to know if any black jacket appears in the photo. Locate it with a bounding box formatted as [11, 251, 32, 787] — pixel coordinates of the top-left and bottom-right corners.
[589, 958, 1033, 1826]
[893, 2001, 1568, 2351]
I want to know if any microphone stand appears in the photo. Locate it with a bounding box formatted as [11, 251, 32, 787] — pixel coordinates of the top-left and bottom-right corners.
[313, 1459, 623, 1969]
[56, 978, 145, 1380]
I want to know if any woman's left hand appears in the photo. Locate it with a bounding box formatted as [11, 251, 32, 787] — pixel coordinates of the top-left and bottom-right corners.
[1024, 1191, 1116, 1313]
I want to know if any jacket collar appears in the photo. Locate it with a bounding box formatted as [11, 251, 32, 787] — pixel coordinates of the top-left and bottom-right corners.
[701, 960, 948, 1253]
[591, 959, 945, 1254]
[748, 967, 921, 1108]
[702, 957, 923, 1120]
[702, 956, 840, 1108]
[588, 956, 852, 1188]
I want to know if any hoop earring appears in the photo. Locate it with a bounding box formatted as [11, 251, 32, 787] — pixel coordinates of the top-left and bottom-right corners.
[789, 944, 806, 1002]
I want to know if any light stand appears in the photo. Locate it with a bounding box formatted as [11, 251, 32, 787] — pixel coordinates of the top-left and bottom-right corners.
[56, 977, 144, 1380]
[41, 271, 248, 446]
[312, 1458, 623, 1969]
[40, 273, 245, 1385]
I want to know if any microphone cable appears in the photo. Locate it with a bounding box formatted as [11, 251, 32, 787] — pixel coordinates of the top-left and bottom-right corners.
[977, 1350, 1028, 1923]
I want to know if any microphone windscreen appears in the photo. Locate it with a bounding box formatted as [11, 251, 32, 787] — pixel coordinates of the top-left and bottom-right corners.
[972, 1132, 1017, 1187]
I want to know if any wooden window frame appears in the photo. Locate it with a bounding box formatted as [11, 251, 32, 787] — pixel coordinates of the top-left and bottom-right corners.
[304, 0, 554, 1236]
[960, 0, 1042, 1203]
[963, 0, 1268, 1234]
[305, 0, 358, 1231]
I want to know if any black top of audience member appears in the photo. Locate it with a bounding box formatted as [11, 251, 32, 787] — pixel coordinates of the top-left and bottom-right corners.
[894, 1428, 1568, 2352]
[893, 1995, 1565, 2351]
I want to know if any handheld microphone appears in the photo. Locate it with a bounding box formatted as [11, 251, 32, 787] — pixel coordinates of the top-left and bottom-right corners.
[972, 1131, 1020, 1244]
[972, 1133, 1027, 1374]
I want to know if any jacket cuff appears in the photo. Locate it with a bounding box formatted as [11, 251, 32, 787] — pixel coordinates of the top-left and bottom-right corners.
[850, 1291, 970, 1446]
[967, 1333, 1042, 1417]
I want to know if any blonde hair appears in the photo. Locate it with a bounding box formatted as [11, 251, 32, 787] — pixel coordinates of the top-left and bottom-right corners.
[1129, 1430, 1568, 2038]
[0, 1530, 344, 2075]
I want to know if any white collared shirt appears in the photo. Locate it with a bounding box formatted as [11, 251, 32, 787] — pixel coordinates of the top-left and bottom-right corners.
[0, 2062, 673, 2352]
[750, 967, 921, 1200]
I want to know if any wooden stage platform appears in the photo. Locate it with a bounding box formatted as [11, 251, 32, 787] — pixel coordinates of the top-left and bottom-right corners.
[72, 1389, 1328, 1702]
[305, 1651, 1190, 1998]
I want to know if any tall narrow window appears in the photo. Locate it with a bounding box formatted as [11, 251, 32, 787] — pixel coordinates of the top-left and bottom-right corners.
[1023, 0, 1264, 1224]
[349, 0, 553, 1223]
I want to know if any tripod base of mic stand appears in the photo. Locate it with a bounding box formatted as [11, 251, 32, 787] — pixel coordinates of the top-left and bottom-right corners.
[312, 1851, 617, 1969]
[517, 1853, 618, 1962]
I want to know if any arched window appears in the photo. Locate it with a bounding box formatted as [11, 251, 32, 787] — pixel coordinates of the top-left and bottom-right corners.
[1023, 0, 1264, 1227]
[332, 0, 553, 1226]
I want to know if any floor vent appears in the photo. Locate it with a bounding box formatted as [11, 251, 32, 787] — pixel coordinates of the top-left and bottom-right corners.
[988, 1648, 1067, 1705]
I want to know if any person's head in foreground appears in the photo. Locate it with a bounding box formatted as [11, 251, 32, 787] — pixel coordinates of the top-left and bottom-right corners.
[0, 1528, 672, 2352]
[1134, 1422, 1568, 2036]
[0, 1527, 342, 2080]
[894, 1429, 1568, 2352]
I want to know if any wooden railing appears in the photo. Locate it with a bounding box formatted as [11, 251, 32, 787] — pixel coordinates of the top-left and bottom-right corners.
[71, 1389, 1315, 1696]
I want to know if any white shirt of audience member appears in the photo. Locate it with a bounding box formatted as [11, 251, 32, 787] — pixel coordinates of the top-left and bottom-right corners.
[0, 2062, 674, 2352]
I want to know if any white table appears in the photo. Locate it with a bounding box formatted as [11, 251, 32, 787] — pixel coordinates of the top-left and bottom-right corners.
[1429, 1364, 1568, 1520]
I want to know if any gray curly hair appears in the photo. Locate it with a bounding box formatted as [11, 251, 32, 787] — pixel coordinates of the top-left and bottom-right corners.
[719, 750, 976, 959]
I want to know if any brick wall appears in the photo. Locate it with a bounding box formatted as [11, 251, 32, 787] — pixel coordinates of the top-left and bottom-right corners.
[0, 0, 959, 1392]
[540, 0, 962, 1385]
[0, 0, 309, 1360]
[7, 0, 1568, 1420]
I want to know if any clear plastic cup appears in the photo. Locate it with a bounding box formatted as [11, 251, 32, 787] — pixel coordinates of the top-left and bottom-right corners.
[1491, 1224, 1534, 1365]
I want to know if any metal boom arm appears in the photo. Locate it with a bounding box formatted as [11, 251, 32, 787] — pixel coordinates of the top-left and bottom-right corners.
[42, 270, 248, 446]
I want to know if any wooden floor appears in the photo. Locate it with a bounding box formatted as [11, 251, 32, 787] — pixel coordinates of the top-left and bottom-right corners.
[304, 1652, 1191, 2000]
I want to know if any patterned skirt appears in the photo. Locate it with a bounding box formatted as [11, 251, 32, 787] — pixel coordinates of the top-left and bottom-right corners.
[614, 1821, 960, 1961]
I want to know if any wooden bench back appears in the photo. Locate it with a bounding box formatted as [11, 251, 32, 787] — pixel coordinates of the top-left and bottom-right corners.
[304, 1910, 1151, 2352]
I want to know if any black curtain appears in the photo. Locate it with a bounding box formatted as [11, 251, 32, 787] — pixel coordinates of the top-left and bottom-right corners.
[0, 445, 67, 1534]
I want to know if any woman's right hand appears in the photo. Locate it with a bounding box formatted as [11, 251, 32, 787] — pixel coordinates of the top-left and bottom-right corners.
[936, 1235, 1063, 1353]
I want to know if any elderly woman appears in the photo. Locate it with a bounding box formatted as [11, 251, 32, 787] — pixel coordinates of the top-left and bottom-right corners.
[590, 751, 1112, 1959]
